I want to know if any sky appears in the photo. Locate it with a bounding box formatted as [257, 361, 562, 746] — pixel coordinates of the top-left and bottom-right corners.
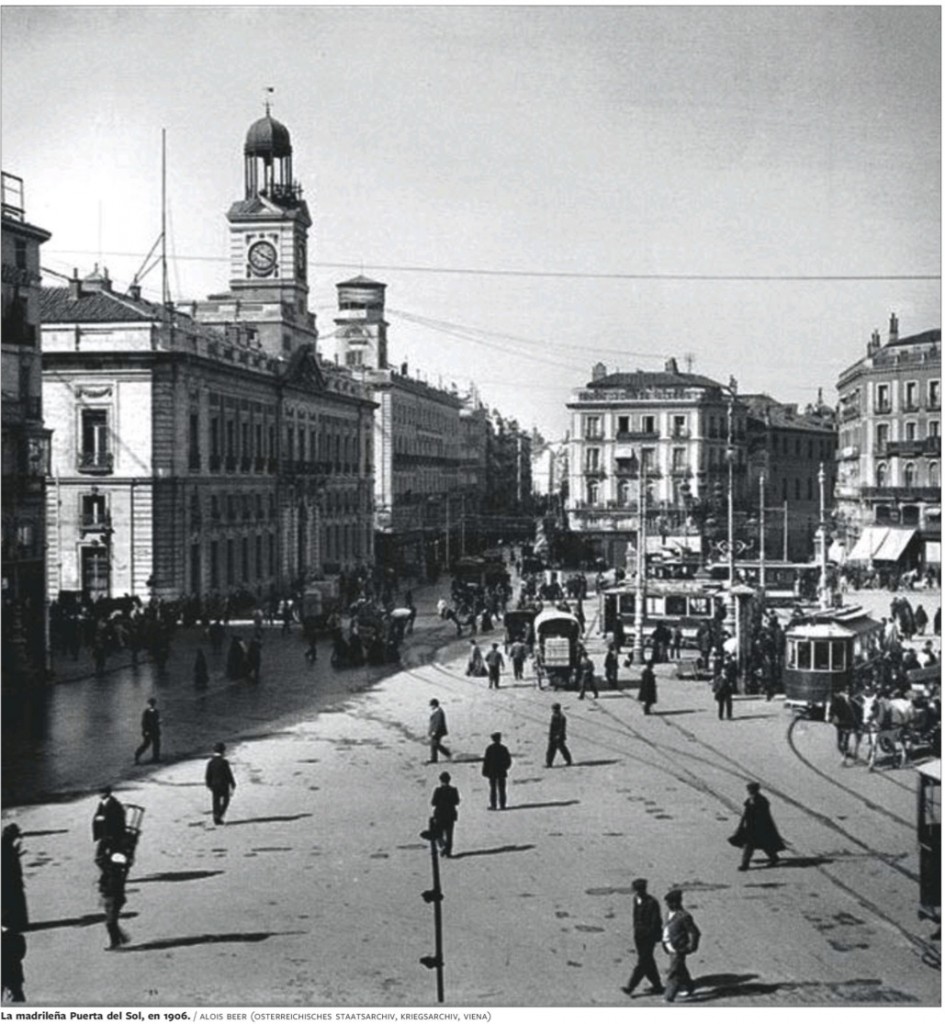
[2, 4, 940, 441]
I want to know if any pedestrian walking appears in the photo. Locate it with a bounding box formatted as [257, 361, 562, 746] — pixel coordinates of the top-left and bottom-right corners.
[612, 617, 625, 655]
[713, 659, 735, 720]
[604, 643, 619, 687]
[732, 782, 786, 870]
[427, 698, 452, 763]
[915, 604, 928, 635]
[304, 634, 318, 664]
[91, 786, 126, 850]
[134, 697, 161, 764]
[482, 732, 512, 810]
[545, 703, 572, 767]
[638, 660, 657, 715]
[430, 771, 461, 858]
[671, 626, 683, 660]
[205, 742, 237, 825]
[485, 642, 505, 689]
[509, 639, 528, 680]
[1, 826, 28, 933]
[620, 878, 664, 997]
[1, 914, 26, 1002]
[466, 640, 485, 677]
[661, 889, 700, 1002]
[96, 846, 130, 950]
[194, 648, 209, 689]
[578, 652, 598, 700]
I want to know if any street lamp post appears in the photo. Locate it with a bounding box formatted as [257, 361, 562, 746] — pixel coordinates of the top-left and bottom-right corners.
[817, 462, 829, 609]
[725, 392, 737, 635]
[632, 460, 647, 664]
[759, 471, 766, 595]
[418, 816, 445, 1002]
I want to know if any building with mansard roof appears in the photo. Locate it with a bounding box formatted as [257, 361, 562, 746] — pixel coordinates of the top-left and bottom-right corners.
[41, 111, 374, 605]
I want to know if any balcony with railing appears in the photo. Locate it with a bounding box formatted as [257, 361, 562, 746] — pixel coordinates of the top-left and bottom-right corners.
[880, 437, 941, 458]
[80, 512, 111, 533]
[78, 451, 113, 475]
[874, 401, 892, 415]
[615, 430, 659, 442]
[840, 404, 861, 422]
[861, 485, 940, 501]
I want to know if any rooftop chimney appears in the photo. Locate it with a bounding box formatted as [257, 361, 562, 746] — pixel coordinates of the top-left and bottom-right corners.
[591, 361, 607, 382]
[664, 357, 679, 374]
[868, 328, 881, 355]
[128, 282, 142, 301]
[68, 268, 81, 301]
[888, 312, 899, 346]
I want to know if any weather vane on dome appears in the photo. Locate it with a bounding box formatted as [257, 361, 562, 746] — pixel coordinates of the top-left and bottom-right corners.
[264, 85, 275, 116]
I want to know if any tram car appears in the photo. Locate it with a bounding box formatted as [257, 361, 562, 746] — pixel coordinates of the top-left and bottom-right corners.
[599, 579, 726, 648]
[915, 759, 941, 925]
[533, 607, 582, 689]
[783, 606, 883, 719]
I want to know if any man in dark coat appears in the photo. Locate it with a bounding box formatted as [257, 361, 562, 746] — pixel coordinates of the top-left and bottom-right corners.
[427, 699, 452, 763]
[638, 660, 657, 715]
[484, 642, 505, 689]
[134, 697, 161, 764]
[1, 913, 26, 1001]
[1, 826, 28, 933]
[482, 731, 512, 810]
[713, 658, 735, 720]
[621, 878, 664, 997]
[545, 703, 572, 767]
[92, 787, 126, 851]
[604, 644, 619, 687]
[735, 781, 786, 870]
[578, 652, 598, 700]
[205, 742, 237, 825]
[430, 771, 461, 857]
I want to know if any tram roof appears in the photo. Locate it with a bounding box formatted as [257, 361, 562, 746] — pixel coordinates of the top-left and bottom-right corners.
[785, 606, 881, 638]
[914, 759, 941, 782]
[602, 579, 725, 595]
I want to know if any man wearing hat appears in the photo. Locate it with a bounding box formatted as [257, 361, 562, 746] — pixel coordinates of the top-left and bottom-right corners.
[545, 703, 572, 767]
[91, 786, 127, 851]
[482, 731, 512, 810]
[430, 771, 461, 857]
[205, 742, 237, 825]
[484, 642, 505, 689]
[134, 696, 162, 764]
[620, 878, 664, 997]
[427, 698, 452, 763]
[734, 781, 785, 870]
[661, 889, 700, 1002]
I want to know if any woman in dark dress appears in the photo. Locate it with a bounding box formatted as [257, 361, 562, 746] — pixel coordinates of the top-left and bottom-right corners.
[734, 782, 786, 870]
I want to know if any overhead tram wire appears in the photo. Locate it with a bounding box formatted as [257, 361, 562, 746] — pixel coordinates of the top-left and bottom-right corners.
[44, 248, 940, 283]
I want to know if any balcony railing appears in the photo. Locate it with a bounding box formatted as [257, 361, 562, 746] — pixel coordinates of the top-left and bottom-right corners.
[583, 467, 606, 478]
[840, 404, 861, 421]
[880, 437, 941, 458]
[78, 451, 113, 474]
[874, 402, 892, 415]
[861, 485, 940, 501]
[80, 513, 111, 532]
[615, 430, 659, 442]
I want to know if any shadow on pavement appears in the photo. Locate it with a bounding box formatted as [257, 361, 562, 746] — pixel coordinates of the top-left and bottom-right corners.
[28, 911, 139, 932]
[730, 714, 781, 722]
[652, 709, 701, 717]
[571, 759, 621, 768]
[131, 870, 225, 883]
[689, 973, 781, 1001]
[772, 856, 834, 868]
[120, 930, 303, 952]
[449, 844, 536, 859]
[21, 828, 70, 837]
[504, 800, 580, 811]
[221, 813, 314, 826]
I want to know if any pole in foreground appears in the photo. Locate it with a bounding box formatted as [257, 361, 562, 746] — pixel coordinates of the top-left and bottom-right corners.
[419, 816, 445, 1003]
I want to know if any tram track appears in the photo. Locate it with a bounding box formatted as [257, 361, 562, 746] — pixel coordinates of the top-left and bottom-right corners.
[405, 656, 939, 970]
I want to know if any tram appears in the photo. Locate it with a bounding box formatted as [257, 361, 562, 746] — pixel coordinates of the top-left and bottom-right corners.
[599, 578, 726, 647]
[533, 607, 582, 689]
[783, 605, 883, 719]
[915, 759, 940, 924]
[705, 560, 820, 607]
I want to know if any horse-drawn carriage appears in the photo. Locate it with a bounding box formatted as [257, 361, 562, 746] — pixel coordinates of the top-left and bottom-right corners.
[533, 607, 582, 690]
[504, 607, 538, 652]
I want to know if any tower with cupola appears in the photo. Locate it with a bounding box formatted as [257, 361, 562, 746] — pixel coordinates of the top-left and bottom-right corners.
[334, 276, 389, 370]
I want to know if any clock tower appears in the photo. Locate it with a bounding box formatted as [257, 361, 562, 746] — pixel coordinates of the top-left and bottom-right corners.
[334, 276, 389, 370]
[198, 107, 317, 356]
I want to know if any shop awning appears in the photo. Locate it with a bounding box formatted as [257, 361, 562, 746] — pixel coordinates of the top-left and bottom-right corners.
[847, 527, 888, 562]
[873, 528, 916, 562]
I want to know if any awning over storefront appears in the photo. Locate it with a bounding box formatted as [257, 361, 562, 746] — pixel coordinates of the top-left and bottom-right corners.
[847, 526, 916, 563]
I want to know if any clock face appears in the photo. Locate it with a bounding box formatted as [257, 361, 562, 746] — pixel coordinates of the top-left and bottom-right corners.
[247, 240, 277, 277]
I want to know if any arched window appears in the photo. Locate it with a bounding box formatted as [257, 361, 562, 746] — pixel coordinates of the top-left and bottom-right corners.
[904, 462, 916, 488]
[930, 463, 940, 488]
[876, 463, 887, 488]
[617, 479, 631, 506]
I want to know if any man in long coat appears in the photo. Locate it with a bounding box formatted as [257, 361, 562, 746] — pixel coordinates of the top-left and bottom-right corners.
[205, 742, 237, 825]
[482, 731, 512, 810]
[735, 781, 786, 870]
[545, 703, 572, 767]
[638, 660, 657, 715]
[430, 771, 461, 857]
[427, 699, 452, 763]
[92, 787, 127, 851]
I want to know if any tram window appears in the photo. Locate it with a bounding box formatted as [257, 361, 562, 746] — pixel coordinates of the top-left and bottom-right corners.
[797, 642, 811, 670]
[814, 641, 830, 671]
[787, 641, 796, 669]
[619, 594, 635, 615]
[646, 597, 665, 616]
[666, 595, 687, 616]
[830, 641, 846, 671]
[689, 597, 710, 617]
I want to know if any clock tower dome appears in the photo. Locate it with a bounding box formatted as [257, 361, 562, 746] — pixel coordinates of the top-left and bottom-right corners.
[198, 106, 317, 356]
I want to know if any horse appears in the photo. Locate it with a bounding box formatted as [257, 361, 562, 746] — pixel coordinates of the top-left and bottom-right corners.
[862, 693, 916, 771]
[828, 691, 865, 765]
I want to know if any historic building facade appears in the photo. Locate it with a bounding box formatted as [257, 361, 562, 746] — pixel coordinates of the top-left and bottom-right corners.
[334, 275, 462, 572]
[42, 112, 374, 604]
[2, 171, 51, 679]
[743, 394, 837, 561]
[565, 358, 748, 566]
[835, 315, 941, 569]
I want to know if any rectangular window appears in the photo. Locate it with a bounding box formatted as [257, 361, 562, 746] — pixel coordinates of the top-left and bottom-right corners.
[617, 415, 630, 435]
[673, 415, 686, 438]
[930, 380, 940, 410]
[906, 421, 917, 441]
[797, 641, 811, 670]
[80, 492, 108, 528]
[876, 383, 890, 413]
[665, 595, 687, 616]
[256, 535, 263, 580]
[642, 447, 655, 472]
[210, 541, 219, 589]
[642, 415, 656, 435]
[876, 423, 889, 449]
[584, 416, 602, 439]
[905, 381, 918, 410]
[672, 448, 686, 472]
[189, 412, 200, 470]
[226, 539, 235, 586]
[80, 408, 111, 471]
[814, 641, 830, 671]
[585, 448, 601, 472]
[241, 537, 249, 582]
